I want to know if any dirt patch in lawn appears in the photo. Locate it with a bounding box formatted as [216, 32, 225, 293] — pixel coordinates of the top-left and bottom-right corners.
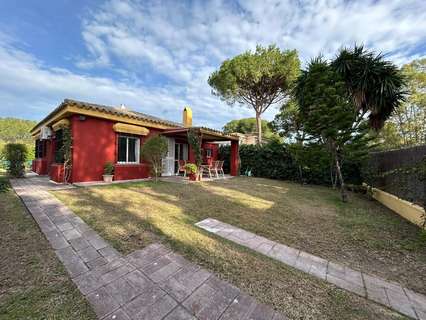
[52, 177, 421, 319]
[0, 176, 95, 320]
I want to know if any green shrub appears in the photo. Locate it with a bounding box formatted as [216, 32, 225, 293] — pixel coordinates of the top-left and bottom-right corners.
[0, 176, 10, 192]
[219, 140, 363, 186]
[184, 163, 197, 174]
[141, 135, 168, 182]
[4, 143, 27, 178]
[104, 162, 114, 175]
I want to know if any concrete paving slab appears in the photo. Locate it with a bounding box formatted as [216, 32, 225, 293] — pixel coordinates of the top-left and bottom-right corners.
[163, 306, 197, 320]
[69, 237, 91, 251]
[87, 287, 120, 318]
[101, 308, 131, 320]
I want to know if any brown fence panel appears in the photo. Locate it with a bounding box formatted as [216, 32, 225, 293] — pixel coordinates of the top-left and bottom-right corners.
[369, 145, 426, 206]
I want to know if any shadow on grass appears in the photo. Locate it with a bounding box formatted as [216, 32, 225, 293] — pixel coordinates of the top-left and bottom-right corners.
[51, 177, 426, 319]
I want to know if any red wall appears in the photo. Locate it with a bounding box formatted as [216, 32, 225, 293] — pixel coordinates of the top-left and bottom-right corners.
[114, 164, 150, 180]
[70, 115, 160, 182]
[71, 115, 116, 182]
[202, 142, 219, 165]
[32, 159, 48, 175]
[32, 139, 55, 175]
[49, 164, 64, 183]
[188, 142, 219, 165]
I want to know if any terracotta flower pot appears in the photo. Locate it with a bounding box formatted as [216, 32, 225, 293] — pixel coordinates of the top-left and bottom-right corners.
[188, 173, 197, 181]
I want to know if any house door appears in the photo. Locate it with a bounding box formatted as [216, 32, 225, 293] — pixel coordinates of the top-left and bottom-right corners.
[174, 143, 188, 174]
[162, 138, 175, 176]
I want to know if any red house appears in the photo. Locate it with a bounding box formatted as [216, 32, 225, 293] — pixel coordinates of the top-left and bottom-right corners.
[30, 99, 239, 183]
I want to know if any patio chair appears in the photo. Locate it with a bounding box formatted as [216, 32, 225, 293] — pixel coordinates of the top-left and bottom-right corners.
[217, 160, 225, 178]
[200, 163, 213, 179]
[177, 160, 187, 177]
[211, 160, 220, 178]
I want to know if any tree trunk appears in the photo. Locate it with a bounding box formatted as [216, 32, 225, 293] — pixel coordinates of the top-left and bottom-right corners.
[334, 151, 348, 202]
[255, 112, 262, 145]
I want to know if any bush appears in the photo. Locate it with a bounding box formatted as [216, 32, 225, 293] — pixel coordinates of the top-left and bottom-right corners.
[184, 163, 197, 174]
[141, 135, 168, 181]
[0, 176, 10, 192]
[219, 140, 363, 186]
[4, 143, 27, 178]
[104, 162, 114, 175]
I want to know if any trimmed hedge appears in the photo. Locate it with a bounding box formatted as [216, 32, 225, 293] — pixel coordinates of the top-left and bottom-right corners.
[219, 140, 363, 186]
[3, 143, 28, 178]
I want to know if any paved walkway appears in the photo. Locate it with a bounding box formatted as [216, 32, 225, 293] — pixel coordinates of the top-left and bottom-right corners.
[10, 176, 286, 320]
[196, 218, 426, 320]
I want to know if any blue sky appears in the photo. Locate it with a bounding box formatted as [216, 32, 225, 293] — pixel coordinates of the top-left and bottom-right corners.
[1, 0, 425, 129]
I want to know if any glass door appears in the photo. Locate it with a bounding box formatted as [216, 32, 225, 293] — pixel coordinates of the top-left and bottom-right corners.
[174, 143, 188, 174]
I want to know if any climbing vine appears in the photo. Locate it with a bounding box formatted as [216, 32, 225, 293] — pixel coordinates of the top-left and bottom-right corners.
[187, 128, 202, 167]
[59, 127, 72, 183]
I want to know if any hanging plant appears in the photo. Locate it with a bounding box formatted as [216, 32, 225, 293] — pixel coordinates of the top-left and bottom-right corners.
[187, 128, 202, 167]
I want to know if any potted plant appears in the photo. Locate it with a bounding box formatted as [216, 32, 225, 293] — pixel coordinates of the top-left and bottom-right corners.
[103, 162, 114, 183]
[184, 163, 198, 181]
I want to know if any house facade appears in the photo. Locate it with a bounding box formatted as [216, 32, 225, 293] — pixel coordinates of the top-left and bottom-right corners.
[31, 99, 239, 183]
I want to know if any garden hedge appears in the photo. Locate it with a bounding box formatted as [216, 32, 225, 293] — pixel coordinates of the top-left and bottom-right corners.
[219, 140, 363, 186]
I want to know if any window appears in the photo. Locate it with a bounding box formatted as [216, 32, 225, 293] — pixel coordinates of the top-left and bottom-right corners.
[205, 149, 212, 158]
[35, 139, 45, 158]
[117, 136, 140, 164]
[55, 129, 64, 163]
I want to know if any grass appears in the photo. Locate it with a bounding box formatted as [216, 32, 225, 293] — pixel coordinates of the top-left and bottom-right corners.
[0, 175, 96, 320]
[51, 177, 425, 319]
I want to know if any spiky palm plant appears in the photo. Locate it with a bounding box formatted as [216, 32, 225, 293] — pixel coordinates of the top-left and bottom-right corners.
[332, 45, 406, 130]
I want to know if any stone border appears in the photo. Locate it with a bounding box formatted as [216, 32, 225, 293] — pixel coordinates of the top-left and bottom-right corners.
[196, 218, 426, 320]
[10, 177, 287, 320]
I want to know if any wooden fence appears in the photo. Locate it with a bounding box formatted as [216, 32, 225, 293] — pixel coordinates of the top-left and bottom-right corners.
[369, 145, 426, 206]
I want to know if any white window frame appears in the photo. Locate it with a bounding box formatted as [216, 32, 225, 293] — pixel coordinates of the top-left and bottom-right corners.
[117, 135, 140, 164]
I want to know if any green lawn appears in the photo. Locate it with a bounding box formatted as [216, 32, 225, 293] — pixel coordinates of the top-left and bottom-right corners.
[52, 176, 426, 319]
[0, 176, 95, 320]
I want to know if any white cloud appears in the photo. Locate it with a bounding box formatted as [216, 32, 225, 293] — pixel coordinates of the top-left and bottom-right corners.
[1, 0, 426, 129]
[0, 35, 253, 128]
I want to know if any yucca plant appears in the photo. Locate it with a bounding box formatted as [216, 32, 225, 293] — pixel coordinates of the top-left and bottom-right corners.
[332, 45, 406, 130]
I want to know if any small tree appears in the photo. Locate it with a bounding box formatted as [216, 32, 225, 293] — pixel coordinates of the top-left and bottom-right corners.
[4, 143, 27, 178]
[141, 135, 168, 182]
[208, 45, 300, 144]
[295, 58, 357, 202]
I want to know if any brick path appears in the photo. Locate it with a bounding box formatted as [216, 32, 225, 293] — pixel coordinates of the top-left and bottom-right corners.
[196, 218, 426, 320]
[10, 176, 286, 320]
